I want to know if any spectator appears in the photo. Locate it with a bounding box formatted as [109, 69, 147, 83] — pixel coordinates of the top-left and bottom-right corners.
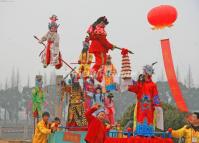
[32, 112, 56, 143]
[169, 112, 199, 143]
[50, 117, 61, 131]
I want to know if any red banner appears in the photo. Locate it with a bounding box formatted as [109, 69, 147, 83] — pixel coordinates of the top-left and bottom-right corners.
[161, 39, 188, 112]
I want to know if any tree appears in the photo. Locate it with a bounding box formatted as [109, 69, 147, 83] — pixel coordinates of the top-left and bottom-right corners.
[16, 68, 21, 88]
[5, 78, 8, 90]
[27, 74, 30, 88]
[11, 67, 15, 88]
[0, 82, 2, 90]
[186, 65, 194, 88]
[21, 86, 32, 122]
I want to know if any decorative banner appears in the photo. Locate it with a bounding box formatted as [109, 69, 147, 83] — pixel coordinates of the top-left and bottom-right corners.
[161, 39, 188, 112]
[63, 132, 81, 143]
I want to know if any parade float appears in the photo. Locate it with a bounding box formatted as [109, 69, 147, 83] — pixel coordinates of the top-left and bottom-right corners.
[31, 4, 187, 142]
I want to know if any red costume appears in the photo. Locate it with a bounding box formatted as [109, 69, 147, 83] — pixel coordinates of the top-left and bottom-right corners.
[104, 95, 115, 126]
[87, 17, 115, 75]
[85, 107, 106, 143]
[128, 77, 161, 136]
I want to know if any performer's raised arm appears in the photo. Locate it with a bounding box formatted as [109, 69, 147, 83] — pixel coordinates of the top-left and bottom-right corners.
[85, 104, 100, 122]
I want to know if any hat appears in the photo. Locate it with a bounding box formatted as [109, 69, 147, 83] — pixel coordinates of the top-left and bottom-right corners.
[48, 22, 59, 30]
[49, 14, 58, 22]
[95, 108, 105, 116]
[143, 62, 157, 76]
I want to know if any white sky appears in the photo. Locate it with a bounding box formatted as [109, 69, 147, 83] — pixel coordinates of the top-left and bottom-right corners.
[0, 0, 199, 87]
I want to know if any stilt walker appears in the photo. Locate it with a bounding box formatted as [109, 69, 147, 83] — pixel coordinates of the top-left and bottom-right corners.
[37, 15, 63, 69]
[32, 75, 45, 133]
[86, 16, 117, 82]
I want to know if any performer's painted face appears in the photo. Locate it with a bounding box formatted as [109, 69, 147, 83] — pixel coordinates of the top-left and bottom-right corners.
[97, 112, 105, 121]
[144, 74, 151, 81]
[99, 21, 106, 28]
[50, 26, 57, 32]
[38, 81, 43, 88]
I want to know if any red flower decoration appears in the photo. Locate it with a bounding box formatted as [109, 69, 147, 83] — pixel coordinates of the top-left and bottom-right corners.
[121, 48, 128, 56]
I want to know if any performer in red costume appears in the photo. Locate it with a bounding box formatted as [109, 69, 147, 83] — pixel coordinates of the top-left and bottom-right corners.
[128, 63, 161, 136]
[104, 92, 115, 126]
[85, 103, 110, 143]
[87, 16, 117, 82]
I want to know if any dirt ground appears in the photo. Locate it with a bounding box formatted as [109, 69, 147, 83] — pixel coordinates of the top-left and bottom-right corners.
[0, 140, 31, 143]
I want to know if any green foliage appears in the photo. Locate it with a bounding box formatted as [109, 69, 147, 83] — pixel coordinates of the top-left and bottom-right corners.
[162, 103, 187, 130]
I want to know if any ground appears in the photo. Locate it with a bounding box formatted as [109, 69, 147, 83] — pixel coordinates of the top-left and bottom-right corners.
[0, 140, 31, 143]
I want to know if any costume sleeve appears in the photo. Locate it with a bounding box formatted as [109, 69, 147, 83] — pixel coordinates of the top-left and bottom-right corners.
[53, 34, 60, 56]
[88, 53, 93, 63]
[32, 88, 37, 102]
[98, 35, 113, 50]
[152, 84, 161, 107]
[112, 65, 117, 75]
[41, 92, 45, 104]
[78, 53, 83, 62]
[41, 32, 48, 42]
[85, 107, 98, 122]
[172, 126, 186, 138]
[38, 122, 51, 135]
[128, 84, 138, 94]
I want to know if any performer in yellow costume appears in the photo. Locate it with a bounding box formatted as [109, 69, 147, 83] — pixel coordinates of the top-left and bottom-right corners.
[78, 37, 93, 78]
[103, 55, 117, 92]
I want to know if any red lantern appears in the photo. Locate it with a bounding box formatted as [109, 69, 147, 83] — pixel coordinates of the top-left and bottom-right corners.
[147, 5, 177, 29]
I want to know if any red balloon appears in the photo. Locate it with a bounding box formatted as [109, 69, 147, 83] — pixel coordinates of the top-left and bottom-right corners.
[147, 5, 177, 29]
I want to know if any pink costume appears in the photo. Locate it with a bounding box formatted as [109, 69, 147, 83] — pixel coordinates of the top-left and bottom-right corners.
[104, 95, 115, 125]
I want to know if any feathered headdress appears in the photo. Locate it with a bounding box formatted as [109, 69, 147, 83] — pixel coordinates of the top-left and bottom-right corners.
[143, 62, 157, 76]
[49, 14, 58, 22]
[48, 14, 59, 30]
[48, 22, 59, 30]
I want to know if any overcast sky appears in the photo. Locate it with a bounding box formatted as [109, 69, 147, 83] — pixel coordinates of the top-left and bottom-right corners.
[0, 0, 199, 87]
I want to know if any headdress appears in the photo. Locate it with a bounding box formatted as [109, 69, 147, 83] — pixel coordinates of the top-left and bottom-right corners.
[143, 62, 157, 76]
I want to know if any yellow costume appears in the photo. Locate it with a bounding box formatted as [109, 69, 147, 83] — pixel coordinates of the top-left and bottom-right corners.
[32, 120, 51, 143]
[78, 52, 93, 78]
[104, 64, 117, 86]
[103, 55, 117, 92]
[78, 41, 93, 78]
[172, 125, 199, 143]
